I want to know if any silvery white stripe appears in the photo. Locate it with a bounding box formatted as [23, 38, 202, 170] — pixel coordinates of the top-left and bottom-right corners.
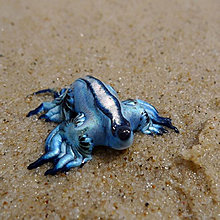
[88, 77, 122, 124]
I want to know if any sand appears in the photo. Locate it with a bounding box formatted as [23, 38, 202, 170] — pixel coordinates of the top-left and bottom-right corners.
[0, 0, 219, 219]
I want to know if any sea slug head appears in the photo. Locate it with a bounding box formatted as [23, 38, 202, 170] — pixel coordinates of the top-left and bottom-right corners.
[109, 122, 134, 150]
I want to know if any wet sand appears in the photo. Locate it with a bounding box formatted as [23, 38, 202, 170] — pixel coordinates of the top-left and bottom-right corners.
[0, 0, 219, 219]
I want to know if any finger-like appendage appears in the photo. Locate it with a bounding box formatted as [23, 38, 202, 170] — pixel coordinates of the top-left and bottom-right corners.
[33, 89, 59, 98]
[154, 124, 168, 134]
[40, 105, 60, 118]
[62, 156, 83, 173]
[26, 102, 56, 117]
[43, 113, 63, 123]
[27, 134, 62, 170]
[141, 129, 153, 135]
[45, 125, 61, 152]
[135, 99, 179, 133]
[27, 148, 60, 170]
[142, 123, 168, 135]
[149, 126, 163, 135]
[136, 99, 159, 118]
[39, 106, 63, 123]
[46, 132, 62, 154]
[152, 116, 179, 133]
[150, 124, 168, 135]
[52, 142, 67, 165]
[44, 154, 73, 175]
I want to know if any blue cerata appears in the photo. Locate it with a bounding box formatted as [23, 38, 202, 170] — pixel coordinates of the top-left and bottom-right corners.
[27, 75, 179, 175]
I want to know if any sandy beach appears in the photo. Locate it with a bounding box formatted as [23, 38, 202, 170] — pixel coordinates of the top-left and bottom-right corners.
[0, 0, 219, 219]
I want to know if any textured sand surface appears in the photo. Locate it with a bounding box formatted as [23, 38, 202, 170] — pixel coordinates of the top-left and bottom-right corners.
[0, 0, 219, 219]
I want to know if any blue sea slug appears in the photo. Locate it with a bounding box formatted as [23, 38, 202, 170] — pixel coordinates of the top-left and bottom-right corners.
[27, 75, 178, 175]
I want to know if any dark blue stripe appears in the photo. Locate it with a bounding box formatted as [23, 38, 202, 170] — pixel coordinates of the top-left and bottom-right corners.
[80, 76, 130, 135]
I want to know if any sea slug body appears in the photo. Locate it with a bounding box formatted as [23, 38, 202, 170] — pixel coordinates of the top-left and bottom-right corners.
[27, 75, 179, 175]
